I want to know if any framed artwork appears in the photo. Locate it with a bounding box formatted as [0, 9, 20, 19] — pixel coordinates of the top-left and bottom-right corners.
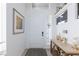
[13, 8, 24, 34]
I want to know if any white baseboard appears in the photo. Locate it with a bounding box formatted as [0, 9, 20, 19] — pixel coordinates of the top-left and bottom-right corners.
[46, 48, 52, 56]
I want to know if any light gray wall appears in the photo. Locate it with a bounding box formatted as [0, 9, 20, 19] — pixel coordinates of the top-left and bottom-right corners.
[67, 3, 78, 44]
[25, 6, 32, 48]
[6, 3, 26, 56]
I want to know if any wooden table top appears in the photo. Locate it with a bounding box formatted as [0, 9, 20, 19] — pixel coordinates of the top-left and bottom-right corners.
[53, 39, 79, 55]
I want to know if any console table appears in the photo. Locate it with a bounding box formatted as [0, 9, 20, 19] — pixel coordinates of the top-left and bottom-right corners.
[53, 39, 79, 56]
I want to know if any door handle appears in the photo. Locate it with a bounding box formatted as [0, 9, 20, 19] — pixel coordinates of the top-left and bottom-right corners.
[42, 32, 44, 37]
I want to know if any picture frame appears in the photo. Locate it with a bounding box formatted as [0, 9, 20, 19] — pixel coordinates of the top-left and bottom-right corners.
[13, 8, 24, 34]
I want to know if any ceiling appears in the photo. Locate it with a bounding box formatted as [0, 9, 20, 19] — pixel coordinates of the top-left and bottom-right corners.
[25, 3, 66, 8]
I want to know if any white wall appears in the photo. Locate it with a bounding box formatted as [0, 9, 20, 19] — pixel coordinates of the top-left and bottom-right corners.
[6, 3, 26, 56]
[67, 3, 79, 44]
[51, 4, 57, 41]
[25, 4, 32, 48]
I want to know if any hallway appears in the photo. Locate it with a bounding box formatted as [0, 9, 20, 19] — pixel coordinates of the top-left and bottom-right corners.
[1, 3, 79, 56]
[6, 3, 57, 56]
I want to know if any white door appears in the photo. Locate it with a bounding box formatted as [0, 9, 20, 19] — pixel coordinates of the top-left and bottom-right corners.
[30, 8, 49, 48]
